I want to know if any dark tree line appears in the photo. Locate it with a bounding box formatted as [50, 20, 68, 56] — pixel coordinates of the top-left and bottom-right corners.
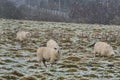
[0, 0, 120, 25]
[70, 0, 120, 24]
[0, 0, 22, 19]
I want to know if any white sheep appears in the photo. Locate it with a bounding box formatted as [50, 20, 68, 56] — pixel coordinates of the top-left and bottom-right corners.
[16, 31, 31, 41]
[47, 39, 60, 53]
[93, 42, 115, 57]
[36, 47, 60, 67]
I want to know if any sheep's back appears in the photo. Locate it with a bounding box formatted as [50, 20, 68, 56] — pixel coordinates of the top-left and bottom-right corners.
[47, 39, 59, 48]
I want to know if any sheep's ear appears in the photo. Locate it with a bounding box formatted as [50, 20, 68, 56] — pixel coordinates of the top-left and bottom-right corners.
[27, 32, 31, 37]
[114, 50, 118, 54]
[58, 50, 60, 54]
[54, 48, 57, 50]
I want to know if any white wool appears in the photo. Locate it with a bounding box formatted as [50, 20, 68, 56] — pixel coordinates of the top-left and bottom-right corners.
[16, 31, 31, 41]
[93, 42, 115, 57]
[37, 47, 60, 67]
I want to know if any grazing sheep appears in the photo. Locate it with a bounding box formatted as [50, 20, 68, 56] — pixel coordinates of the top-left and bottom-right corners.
[47, 39, 60, 53]
[37, 47, 60, 67]
[19, 75, 37, 80]
[16, 31, 31, 41]
[93, 42, 115, 57]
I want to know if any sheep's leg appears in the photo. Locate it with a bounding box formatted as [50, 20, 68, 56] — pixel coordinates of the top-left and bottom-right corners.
[94, 52, 96, 59]
[37, 59, 42, 67]
[100, 52, 105, 61]
[100, 56, 104, 61]
[37, 56, 43, 67]
[50, 59, 56, 67]
[21, 40, 24, 45]
[42, 60, 47, 67]
[92, 50, 96, 60]
[50, 63, 54, 67]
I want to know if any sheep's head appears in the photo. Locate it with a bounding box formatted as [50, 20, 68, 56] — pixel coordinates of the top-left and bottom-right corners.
[54, 46, 60, 54]
[110, 51, 115, 56]
[26, 32, 31, 38]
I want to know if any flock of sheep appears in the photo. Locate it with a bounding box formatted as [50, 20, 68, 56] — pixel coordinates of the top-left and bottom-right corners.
[16, 30, 115, 67]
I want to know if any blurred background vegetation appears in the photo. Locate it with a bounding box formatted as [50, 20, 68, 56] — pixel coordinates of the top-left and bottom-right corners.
[0, 0, 120, 25]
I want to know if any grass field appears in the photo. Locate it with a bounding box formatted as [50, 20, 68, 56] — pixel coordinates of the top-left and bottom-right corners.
[0, 18, 120, 80]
